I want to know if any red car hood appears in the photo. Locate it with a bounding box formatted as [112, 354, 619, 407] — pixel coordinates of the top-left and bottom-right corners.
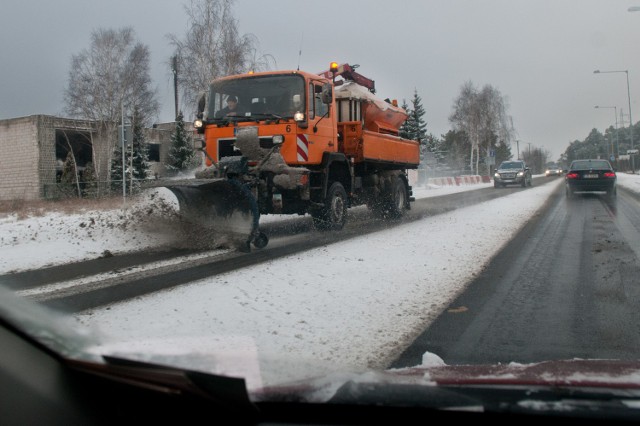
[390, 358, 640, 388]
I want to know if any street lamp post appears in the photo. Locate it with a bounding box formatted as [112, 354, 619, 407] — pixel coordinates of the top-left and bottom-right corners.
[594, 105, 619, 158]
[594, 69, 634, 172]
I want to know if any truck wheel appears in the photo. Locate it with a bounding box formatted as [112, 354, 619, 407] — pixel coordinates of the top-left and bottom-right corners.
[386, 176, 408, 219]
[369, 176, 409, 219]
[311, 182, 347, 231]
[252, 232, 269, 249]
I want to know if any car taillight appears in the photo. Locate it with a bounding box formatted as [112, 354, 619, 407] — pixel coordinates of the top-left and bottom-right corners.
[604, 172, 616, 178]
[566, 172, 579, 179]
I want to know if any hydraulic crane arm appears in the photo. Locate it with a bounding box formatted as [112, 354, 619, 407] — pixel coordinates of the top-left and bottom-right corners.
[317, 63, 376, 93]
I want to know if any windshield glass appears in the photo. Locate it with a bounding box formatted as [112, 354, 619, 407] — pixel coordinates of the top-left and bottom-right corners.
[3, 0, 640, 423]
[207, 74, 306, 120]
[570, 160, 612, 170]
[498, 161, 524, 169]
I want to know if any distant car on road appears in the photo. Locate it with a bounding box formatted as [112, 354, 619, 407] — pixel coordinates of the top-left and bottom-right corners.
[545, 165, 564, 177]
[494, 160, 532, 188]
[565, 159, 616, 198]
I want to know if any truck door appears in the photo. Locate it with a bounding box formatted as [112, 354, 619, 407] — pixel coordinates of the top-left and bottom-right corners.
[302, 82, 337, 164]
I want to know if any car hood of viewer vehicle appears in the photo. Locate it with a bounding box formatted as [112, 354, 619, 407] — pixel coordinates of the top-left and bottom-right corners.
[3, 286, 640, 420]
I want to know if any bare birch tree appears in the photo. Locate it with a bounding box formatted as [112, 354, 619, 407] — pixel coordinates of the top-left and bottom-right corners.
[64, 27, 159, 193]
[167, 0, 275, 119]
[450, 81, 482, 173]
[449, 81, 513, 174]
[477, 85, 513, 174]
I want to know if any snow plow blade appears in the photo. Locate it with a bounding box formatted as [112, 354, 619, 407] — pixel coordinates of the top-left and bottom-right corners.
[149, 178, 268, 252]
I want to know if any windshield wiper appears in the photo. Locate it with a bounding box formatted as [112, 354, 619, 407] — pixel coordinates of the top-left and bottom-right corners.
[210, 116, 256, 126]
[68, 355, 259, 416]
[327, 380, 640, 421]
[250, 112, 284, 120]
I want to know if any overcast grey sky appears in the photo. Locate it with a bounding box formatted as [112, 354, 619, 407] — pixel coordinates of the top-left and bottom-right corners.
[2, 0, 639, 161]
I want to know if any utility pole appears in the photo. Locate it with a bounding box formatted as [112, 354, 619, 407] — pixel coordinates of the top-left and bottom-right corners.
[172, 55, 179, 120]
[594, 105, 619, 160]
[120, 102, 126, 202]
[594, 69, 634, 172]
[625, 71, 634, 172]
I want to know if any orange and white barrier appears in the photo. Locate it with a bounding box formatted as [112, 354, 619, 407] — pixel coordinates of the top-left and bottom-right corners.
[426, 175, 489, 186]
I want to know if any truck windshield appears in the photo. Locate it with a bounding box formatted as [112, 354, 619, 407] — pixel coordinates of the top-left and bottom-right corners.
[207, 74, 306, 120]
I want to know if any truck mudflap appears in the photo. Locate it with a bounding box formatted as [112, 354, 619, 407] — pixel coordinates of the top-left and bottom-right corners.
[161, 178, 268, 252]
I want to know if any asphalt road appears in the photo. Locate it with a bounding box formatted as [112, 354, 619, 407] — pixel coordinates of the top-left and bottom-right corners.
[390, 184, 640, 368]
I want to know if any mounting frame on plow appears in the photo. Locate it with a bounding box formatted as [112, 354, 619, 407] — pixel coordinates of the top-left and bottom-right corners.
[151, 176, 268, 253]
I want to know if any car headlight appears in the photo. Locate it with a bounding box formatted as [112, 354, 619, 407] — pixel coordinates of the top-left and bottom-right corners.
[517, 171, 524, 176]
[494, 172, 500, 178]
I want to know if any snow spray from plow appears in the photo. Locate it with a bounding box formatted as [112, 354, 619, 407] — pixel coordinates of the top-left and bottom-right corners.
[161, 178, 268, 252]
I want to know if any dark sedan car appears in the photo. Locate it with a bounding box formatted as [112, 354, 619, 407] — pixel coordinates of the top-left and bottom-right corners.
[565, 159, 617, 198]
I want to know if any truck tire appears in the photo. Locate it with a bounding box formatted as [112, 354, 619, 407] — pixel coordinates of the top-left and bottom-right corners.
[386, 176, 409, 219]
[368, 175, 409, 220]
[311, 181, 347, 231]
[252, 231, 269, 249]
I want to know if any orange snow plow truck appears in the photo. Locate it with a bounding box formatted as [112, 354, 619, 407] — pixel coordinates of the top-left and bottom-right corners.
[158, 62, 420, 252]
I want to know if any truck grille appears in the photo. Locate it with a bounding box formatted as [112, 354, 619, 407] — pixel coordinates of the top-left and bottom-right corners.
[218, 137, 277, 160]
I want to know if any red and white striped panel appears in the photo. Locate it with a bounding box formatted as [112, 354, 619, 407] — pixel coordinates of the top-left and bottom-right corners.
[296, 134, 309, 162]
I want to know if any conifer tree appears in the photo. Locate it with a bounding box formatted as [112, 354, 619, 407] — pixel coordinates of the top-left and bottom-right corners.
[167, 111, 196, 172]
[405, 89, 429, 162]
[399, 99, 411, 140]
[110, 140, 126, 193]
[60, 151, 81, 197]
[129, 107, 150, 192]
[82, 161, 98, 198]
[494, 139, 513, 166]
[110, 107, 150, 194]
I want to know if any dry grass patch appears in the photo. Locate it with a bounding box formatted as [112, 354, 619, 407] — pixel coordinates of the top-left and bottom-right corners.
[0, 197, 128, 219]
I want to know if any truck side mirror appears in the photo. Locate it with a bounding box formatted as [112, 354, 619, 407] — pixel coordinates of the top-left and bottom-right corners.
[321, 83, 333, 104]
[196, 93, 206, 119]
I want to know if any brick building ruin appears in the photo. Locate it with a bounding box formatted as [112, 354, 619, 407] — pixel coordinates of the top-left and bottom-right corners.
[0, 115, 195, 201]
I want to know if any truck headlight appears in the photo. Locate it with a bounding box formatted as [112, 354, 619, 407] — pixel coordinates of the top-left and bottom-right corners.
[272, 134, 284, 144]
[194, 118, 205, 134]
[294, 112, 305, 122]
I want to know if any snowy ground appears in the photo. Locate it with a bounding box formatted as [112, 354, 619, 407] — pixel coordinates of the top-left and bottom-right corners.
[0, 178, 496, 273]
[3, 173, 639, 388]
